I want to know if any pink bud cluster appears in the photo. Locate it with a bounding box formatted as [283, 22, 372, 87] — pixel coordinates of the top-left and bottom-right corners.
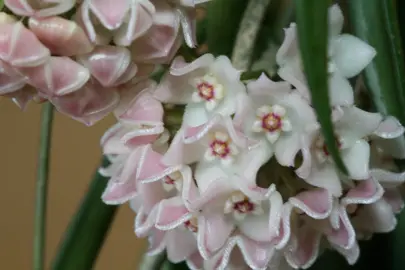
[1, 0, 204, 125]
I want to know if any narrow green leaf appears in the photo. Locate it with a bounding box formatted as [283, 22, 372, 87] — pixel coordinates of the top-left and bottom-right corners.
[206, 0, 249, 57]
[348, 0, 405, 124]
[294, 0, 347, 174]
[51, 157, 118, 270]
[33, 102, 54, 270]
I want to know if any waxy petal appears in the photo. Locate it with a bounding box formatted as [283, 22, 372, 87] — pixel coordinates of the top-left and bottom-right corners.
[29, 16, 94, 57]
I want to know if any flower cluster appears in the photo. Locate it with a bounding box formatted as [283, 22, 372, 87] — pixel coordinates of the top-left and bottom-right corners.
[99, 5, 405, 270]
[0, 0, 206, 125]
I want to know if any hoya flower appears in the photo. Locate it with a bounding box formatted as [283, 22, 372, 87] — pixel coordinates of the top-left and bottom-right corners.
[28, 16, 94, 57]
[130, 0, 182, 64]
[154, 54, 246, 127]
[297, 106, 383, 196]
[0, 60, 28, 96]
[188, 162, 282, 263]
[79, 0, 155, 46]
[18, 56, 90, 97]
[153, 194, 203, 266]
[5, 0, 75, 17]
[49, 78, 119, 125]
[162, 114, 249, 167]
[77, 45, 138, 87]
[276, 4, 376, 106]
[0, 20, 50, 67]
[236, 73, 317, 167]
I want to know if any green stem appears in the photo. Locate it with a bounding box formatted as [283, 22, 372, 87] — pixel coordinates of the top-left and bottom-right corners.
[231, 0, 272, 69]
[33, 102, 54, 270]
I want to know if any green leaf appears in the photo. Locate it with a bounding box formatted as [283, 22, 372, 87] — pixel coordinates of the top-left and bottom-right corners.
[51, 157, 118, 270]
[348, 0, 405, 124]
[206, 0, 249, 57]
[294, 0, 347, 174]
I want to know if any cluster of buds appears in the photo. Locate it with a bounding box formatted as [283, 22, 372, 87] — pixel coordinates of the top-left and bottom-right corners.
[3, 1, 405, 270]
[0, 0, 207, 124]
[99, 4, 405, 270]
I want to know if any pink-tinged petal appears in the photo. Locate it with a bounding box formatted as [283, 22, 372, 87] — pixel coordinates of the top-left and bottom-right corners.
[305, 163, 342, 197]
[197, 212, 234, 259]
[374, 116, 405, 139]
[327, 207, 355, 249]
[28, 16, 94, 57]
[20, 57, 90, 97]
[136, 145, 184, 185]
[129, 1, 180, 64]
[289, 188, 333, 219]
[100, 123, 130, 155]
[7, 85, 36, 110]
[154, 54, 213, 103]
[114, 62, 138, 86]
[383, 188, 404, 213]
[114, 78, 155, 117]
[146, 229, 166, 255]
[135, 207, 159, 237]
[101, 178, 138, 205]
[285, 226, 321, 269]
[161, 128, 205, 166]
[186, 252, 204, 270]
[166, 229, 198, 263]
[342, 139, 370, 180]
[370, 168, 405, 188]
[274, 203, 293, 249]
[341, 178, 383, 206]
[0, 61, 27, 95]
[352, 199, 397, 233]
[333, 242, 360, 265]
[89, 0, 130, 30]
[113, 0, 155, 45]
[50, 79, 119, 125]
[4, 0, 35, 16]
[118, 88, 163, 125]
[338, 107, 383, 145]
[0, 22, 50, 67]
[140, 181, 171, 213]
[155, 197, 192, 230]
[247, 73, 291, 98]
[216, 236, 274, 270]
[78, 46, 131, 87]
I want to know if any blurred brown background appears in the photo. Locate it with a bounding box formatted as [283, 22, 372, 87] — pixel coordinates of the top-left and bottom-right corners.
[0, 100, 146, 269]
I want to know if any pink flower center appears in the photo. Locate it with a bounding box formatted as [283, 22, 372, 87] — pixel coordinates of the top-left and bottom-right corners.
[233, 198, 255, 214]
[210, 140, 230, 158]
[184, 218, 198, 233]
[261, 113, 282, 132]
[197, 82, 215, 101]
[163, 175, 175, 186]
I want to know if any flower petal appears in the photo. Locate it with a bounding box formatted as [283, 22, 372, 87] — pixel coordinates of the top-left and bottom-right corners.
[332, 34, 376, 78]
[166, 229, 198, 263]
[289, 188, 333, 219]
[342, 139, 370, 180]
[155, 196, 192, 230]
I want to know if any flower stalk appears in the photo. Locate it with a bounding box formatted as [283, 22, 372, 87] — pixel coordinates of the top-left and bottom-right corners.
[33, 102, 54, 270]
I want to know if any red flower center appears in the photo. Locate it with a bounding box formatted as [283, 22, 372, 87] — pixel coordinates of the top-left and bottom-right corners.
[261, 113, 282, 132]
[233, 199, 255, 214]
[322, 137, 342, 156]
[210, 140, 230, 158]
[197, 82, 215, 101]
[163, 176, 175, 185]
[184, 219, 198, 233]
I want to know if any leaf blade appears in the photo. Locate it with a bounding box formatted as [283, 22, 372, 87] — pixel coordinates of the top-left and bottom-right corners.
[294, 0, 347, 173]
